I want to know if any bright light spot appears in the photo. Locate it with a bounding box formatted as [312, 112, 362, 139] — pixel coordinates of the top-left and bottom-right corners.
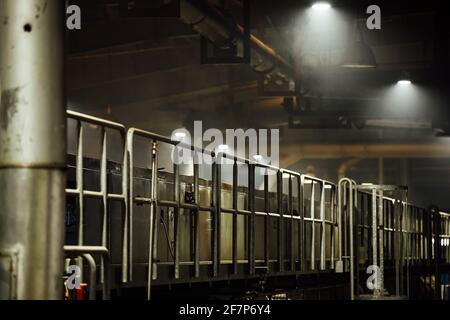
[294, 5, 348, 71]
[378, 81, 431, 119]
[253, 155, 263, 161]
[312, 2, 331, 10]
[217, 144, 229, 152]
[174, 131, 186, 139]
[283, 173, 291, 179]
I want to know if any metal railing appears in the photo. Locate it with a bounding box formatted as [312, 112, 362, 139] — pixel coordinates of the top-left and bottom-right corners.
[337, 180, 450, 300]
[64, 245, 110, 300]
[64, 110, 450, 300]
[65, 111, 129, 298]
[125, 126, 338, 299]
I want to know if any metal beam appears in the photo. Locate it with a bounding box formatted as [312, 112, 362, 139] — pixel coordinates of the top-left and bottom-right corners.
[280, 143, 450, 160]
[0, 0, 66, 299]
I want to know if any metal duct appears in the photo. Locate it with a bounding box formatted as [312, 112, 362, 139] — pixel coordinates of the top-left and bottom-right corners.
[179, 0, 293, 76]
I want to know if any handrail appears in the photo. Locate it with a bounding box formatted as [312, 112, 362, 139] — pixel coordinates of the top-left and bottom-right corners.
[64, 245, 110, 300]
[65, 110, 450, 301]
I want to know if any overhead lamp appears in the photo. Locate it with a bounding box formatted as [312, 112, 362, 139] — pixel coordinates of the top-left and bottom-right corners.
[340, 22, 377, 68]
[397, 71, 412, 85]
[312, 2, 331, 10]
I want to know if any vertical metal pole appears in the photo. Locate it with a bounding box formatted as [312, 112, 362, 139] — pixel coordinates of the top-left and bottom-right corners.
[372, 189, 378, 297]
[320, 182, 326, 271]
[395, 201, 401, 296]
[0, 0, 66, 300]
[343, 186, 348, 270]
[432, 207, 442, 299]
[349, 182, 355, 300]
[232, 160, 238, 274]
[100, 128, 107, 285]
[76, 122, 84, 281]
[330, 187, 335, 270]
[310, 181, 315, 271]
[264, 171, 269, 269]
[353, 184, 359, 297]
[277, 171, 283, 272]
[173, 160, 180, 279]
[400, 202, 405, 296]
[147, 141, 158, 300]
[124, 132, 133, 283]
[406, 204, 410, 297]
[337, 180, 343, 271]
[211, 158, 218, 277]
[299, 176, 305, 272]
[215, 156, 222, 276]
[378, 190, 384, 295]
[193, 159, 200, 277]
[76, 123, 84, 247]
[289, 176, 295, 271]
[248, 164, 255, 275]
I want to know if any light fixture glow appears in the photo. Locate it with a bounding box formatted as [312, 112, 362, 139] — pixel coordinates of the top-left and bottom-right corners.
[312, 2, 331, 10]
[174, 131, 186, 138]
[253, 155, 263, 161]
[397, 80, 412, 85]
[217, 144, 229, 151]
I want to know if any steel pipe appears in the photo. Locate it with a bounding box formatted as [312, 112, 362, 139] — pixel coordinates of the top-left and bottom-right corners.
[64, 246, 110, 300]
[180, 0, 293, 76]
[0, 0, 65, 300]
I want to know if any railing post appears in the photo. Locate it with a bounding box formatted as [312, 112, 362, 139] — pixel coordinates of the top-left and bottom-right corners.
[248, 164, 255, 275]
[277, 170, 284, 272]
[147, 141, 158, 299]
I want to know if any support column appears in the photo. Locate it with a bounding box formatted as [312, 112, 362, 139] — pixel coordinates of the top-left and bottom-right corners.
[0, 0, 66, 299]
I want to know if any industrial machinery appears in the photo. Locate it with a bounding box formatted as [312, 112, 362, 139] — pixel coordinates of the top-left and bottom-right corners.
[61, 110, 450, 300]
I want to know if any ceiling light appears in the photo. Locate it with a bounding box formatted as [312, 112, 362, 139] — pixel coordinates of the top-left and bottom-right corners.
[312, 2, 331, 10]
[397, 71, 412, 85]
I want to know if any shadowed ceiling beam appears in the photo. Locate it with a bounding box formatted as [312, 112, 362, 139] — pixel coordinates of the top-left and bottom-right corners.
[280, 143, 450, 159]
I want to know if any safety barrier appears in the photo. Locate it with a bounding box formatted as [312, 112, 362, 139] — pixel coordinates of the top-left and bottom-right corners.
[64, 110, 450, 300]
